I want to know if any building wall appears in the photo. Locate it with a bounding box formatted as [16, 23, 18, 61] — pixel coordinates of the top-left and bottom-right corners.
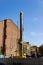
[0, 19, 20, 57]
[21, 42, 31, 56]
[0, 21, 4, 48]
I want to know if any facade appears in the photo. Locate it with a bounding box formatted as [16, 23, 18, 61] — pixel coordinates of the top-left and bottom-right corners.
[21, 41, 31, 56]
[0, 19, 33, 58]
[0, 19, 20, 57]
[30, 46, 40, 56]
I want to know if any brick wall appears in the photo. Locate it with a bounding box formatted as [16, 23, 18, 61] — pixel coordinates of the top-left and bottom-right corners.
[0, 19, 20, 57]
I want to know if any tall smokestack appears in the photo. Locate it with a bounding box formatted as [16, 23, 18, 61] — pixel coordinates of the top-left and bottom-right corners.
[20, 11, 23, 41]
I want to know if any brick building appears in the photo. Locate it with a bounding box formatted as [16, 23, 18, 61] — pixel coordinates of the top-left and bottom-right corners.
[0, 19, 20, 57]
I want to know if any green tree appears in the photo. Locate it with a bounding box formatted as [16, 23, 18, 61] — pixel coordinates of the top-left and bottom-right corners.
[0, 47, 3, 55]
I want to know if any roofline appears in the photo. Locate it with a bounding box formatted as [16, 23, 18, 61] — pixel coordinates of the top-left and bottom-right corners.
[0, 18, 19, 29]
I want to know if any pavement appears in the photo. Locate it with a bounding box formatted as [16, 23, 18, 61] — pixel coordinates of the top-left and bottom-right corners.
[0, 58, 43, 65]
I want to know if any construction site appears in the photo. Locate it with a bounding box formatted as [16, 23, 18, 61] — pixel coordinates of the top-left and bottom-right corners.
[0, 11, 32, 58]
[0, 11, 42, 59]
[0, 12, 43, 65]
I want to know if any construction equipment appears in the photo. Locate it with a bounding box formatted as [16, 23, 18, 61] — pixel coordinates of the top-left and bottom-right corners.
[19, 11, 26, 58]
[14, 11, 26, 58]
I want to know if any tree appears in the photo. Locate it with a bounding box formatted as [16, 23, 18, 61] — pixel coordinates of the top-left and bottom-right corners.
[0, 47, 3, 55]
[39, 45, 43, 56]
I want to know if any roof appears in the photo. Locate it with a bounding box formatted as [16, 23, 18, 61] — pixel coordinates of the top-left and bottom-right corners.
[0, 19, 19, 30]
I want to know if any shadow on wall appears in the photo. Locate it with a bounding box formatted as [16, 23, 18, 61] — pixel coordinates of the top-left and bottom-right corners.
[2, 19, 7, 55]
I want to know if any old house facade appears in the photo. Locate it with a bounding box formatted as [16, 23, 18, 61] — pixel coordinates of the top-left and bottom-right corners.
[20, 41, 31, 56]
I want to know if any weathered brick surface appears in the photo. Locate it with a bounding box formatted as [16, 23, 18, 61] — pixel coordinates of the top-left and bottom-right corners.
[0, 19, 20, 57]
[0, 20, 4, 47]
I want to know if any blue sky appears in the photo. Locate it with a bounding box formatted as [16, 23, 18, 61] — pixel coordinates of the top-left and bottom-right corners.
[0, 0, 43, 46]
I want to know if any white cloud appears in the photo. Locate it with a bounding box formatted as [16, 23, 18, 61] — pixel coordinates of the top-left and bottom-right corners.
[31, 32, 36, 36]
[31, 32, 43, 36]
[32, 17, 43, 23]
[32, 17, 38, 22]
